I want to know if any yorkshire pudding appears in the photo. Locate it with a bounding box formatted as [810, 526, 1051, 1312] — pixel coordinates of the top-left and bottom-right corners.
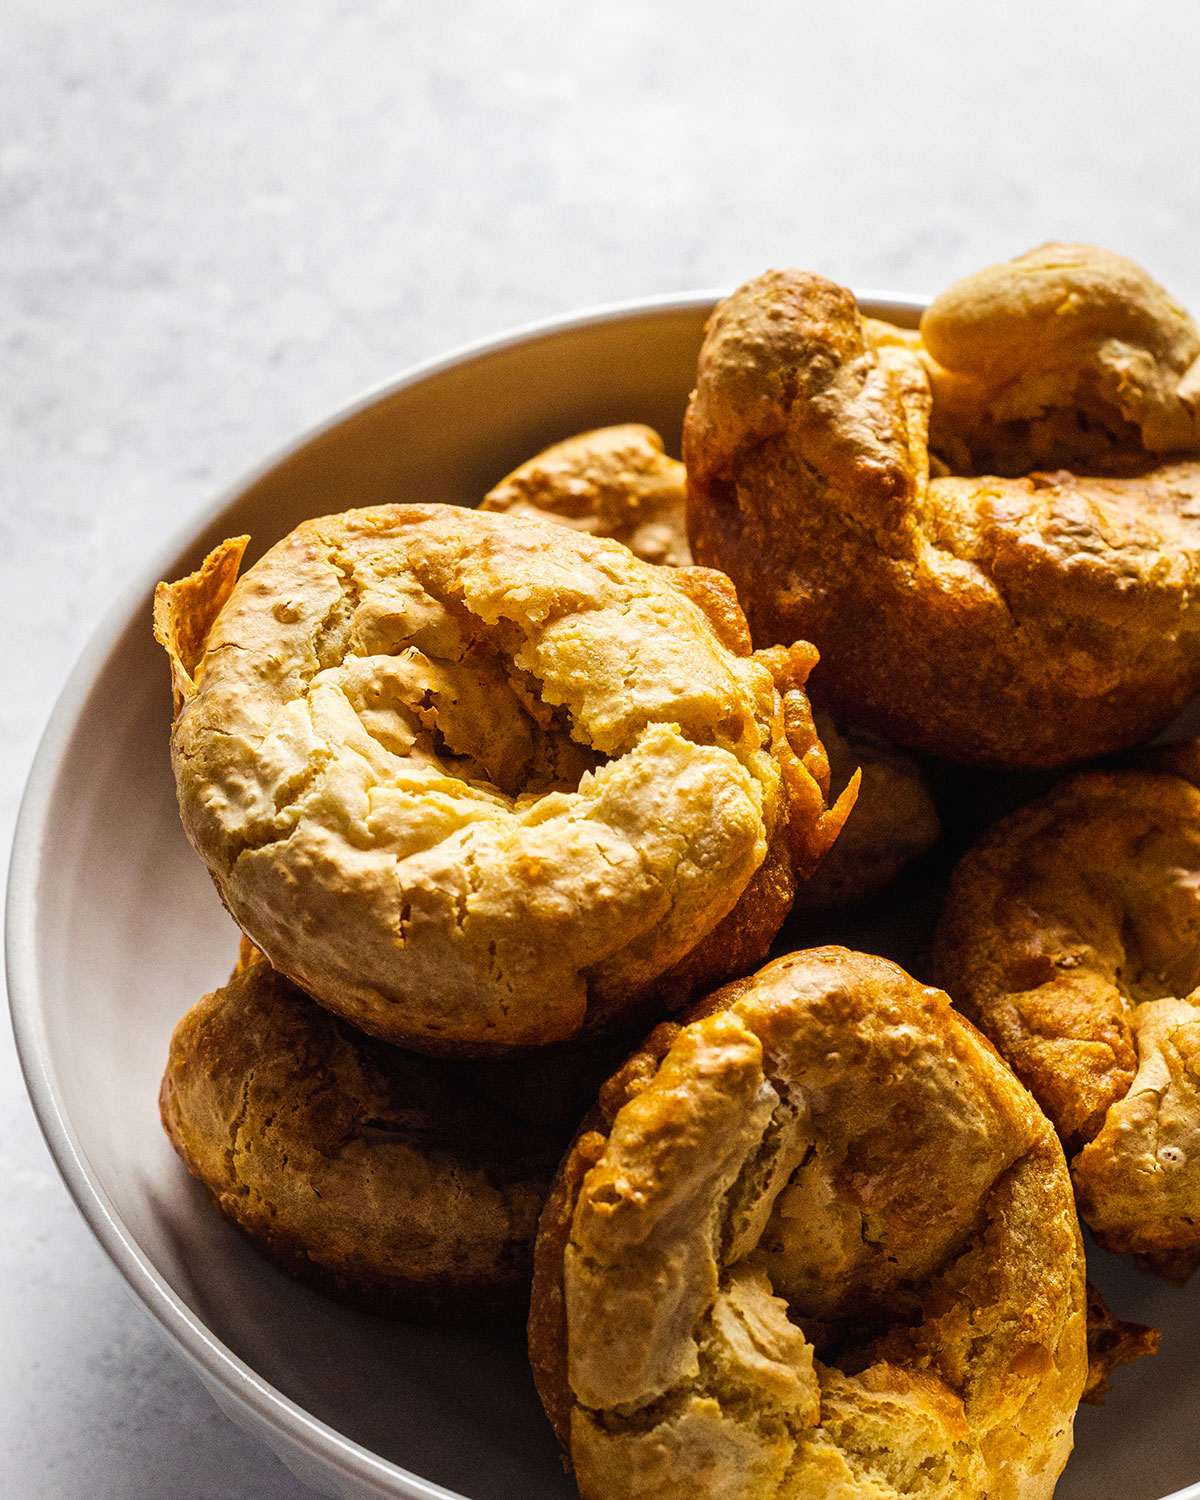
[481, 422, 692, 567]
[161, 950, 577, 1321]
[932, 767, 1200, 1280]
[155, 505, 852, 1054]
[529, 947, 1087, 1500]
[485, 425, 940, 910]
[684, 244, 1200, 768]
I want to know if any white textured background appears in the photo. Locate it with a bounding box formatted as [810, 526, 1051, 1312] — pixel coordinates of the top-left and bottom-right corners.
[5, 2, 1200, 1495]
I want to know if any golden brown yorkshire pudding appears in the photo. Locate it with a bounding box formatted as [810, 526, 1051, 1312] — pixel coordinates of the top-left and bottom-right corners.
[481, 423, 692, 567]
[932, 768, 1200, 1280]
[161, 950, 590, 1322]
[485, 425, 940, 909]
[529, 947, 1087, 1500]
[684, 245, 1200, 768]
[924, 243, 1200, 475]
[155, 506, 853, 1055]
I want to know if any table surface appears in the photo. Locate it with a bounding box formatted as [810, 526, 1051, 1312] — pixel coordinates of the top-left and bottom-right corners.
[5, 2, 1200, 1495]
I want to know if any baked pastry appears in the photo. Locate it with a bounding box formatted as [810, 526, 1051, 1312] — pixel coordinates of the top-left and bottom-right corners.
[932, 768, 1200, 1280]
[486, 424, 940, 909]
[154, 505, 853, 1054]
[529, 947, 1088, 1500]
[481, 423, 692, 566]
[684, 244, 1200, 768]
[161, 948, 604, 1321]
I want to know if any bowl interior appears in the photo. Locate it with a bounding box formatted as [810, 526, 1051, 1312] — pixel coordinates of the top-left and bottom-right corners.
[12, 293, 1200, 1500]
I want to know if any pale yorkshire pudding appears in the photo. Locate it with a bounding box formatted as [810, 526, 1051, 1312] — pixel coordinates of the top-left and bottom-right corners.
[155, 505, 853, 1054]
[529, 947, 1087, 1500]
[160, 948, 577, 1322]
[684, 244, 1200, 768]
[932, 767, 1200, 1280]
[485, 425, 940, 911]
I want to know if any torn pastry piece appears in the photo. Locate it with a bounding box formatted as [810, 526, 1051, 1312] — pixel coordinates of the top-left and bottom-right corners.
[794, 713, 939, 913]
[932, 769, 1200, 1280]
[685, 245, 1200, 768]
[154, 505, 854, 1055]
[1082, 1284, 1159, 1405]
[160, 952, 588, 1322]
[485, 424, 940, 908]
[529, 947, 1088, 1500]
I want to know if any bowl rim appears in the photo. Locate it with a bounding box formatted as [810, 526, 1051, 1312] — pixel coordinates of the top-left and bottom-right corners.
[26, 281, 1186, 1500]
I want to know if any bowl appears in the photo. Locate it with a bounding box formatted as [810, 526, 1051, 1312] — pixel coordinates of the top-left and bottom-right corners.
[8, 291, 1200, 1500]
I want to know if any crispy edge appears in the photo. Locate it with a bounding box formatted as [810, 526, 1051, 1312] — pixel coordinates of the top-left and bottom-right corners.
[153, 535, 249, 717]
[1081, 1282, 1159, 1404]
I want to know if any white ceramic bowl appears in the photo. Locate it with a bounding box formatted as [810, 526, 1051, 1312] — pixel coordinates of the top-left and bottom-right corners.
[8, 292, 1200, 1500]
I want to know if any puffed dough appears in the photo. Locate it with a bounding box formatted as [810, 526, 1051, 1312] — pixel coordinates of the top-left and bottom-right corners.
[529, 948, 1087, 1500]
[161, 949, 577, 1321]
[485, 425, 940, 909]
[933, 768, 1200, 1279]
[155, 505, 853, 1053]
[685, 244, 1200, 768]
[482, 424, 692, 567]
[924, 243, 1200, 473]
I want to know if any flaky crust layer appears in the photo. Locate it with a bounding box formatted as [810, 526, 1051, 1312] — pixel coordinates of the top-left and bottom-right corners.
[932, 768, 1200, 1279]
[685, 245, 1200, 768]
[160, 957, 574, 1321]
[529, 947, 1087, 1500]
[156, 505, 852, 1053]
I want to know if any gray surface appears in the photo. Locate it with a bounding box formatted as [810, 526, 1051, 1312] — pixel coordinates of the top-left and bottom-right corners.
[4, 2, 1200, 1496]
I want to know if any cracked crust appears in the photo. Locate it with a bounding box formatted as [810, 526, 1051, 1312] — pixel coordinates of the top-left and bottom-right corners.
[932, 768, 1200, 1279]
[159, 951, 615, 1321]
[155, 505, 853, 1053]
[484, 424, 939, 910]
[528, 947, 1087, 1500]
[684, 245, 1200, 768]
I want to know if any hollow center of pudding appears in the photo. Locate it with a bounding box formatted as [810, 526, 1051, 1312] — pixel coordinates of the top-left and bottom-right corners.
[748, 1131, 992, 1327]
[314, 573, 604, 800]
[728, 1016, 1027, 1328]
